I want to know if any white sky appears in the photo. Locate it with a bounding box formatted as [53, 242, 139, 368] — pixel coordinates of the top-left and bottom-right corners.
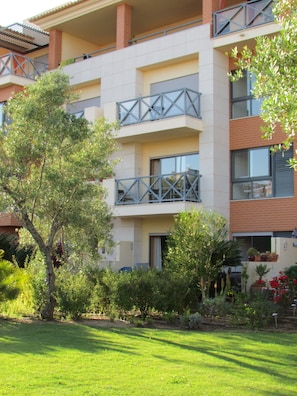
[1, 0, 70, 26]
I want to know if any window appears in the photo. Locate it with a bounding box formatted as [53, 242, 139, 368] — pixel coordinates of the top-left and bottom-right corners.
[0, 102, 6, 127]
[150, 153, 199, 175]
[66, 97, 101, 118]
[231, 71, 263, 118]
[232, 147, 293, 200]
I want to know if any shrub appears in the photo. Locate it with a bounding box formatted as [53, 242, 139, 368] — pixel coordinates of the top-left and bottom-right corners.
[180, 311, 203, 329]
[55, 268, 92, 320]
[199, 296, 231, 318]
[25, 251, 47, 317]
[232, 293, 276, 329]
[0, 250, 23, 302]
[116, 269, 159, 319]
[154, 270, 198, 314]
[88, 268, 119, 317]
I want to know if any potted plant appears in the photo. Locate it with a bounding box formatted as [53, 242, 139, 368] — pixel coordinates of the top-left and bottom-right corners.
[259, 251, 269, 262]
[247, 247, 259, 261]
[255, 263, 270, 286]
[250, 263, 270, 294]
[267, 252, 279, 262]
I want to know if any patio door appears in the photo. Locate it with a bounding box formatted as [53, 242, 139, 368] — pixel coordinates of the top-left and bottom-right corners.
[149, 235, 168, 270]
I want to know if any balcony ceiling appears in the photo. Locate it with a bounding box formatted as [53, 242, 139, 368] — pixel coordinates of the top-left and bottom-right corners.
[30, 0, 202, 47]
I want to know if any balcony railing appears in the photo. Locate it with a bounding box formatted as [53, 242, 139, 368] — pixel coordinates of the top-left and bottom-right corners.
[0, 53, 48, 80]
[117, 88, 201, 126]
[213, 0, 274, 37]
[129, 19, 202, 45]
[115, 171, 201, 205]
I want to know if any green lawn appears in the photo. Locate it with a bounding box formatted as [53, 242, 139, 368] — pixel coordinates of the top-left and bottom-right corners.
[0, 319, 296, 396]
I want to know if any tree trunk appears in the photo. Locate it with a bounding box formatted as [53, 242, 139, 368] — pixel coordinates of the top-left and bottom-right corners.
[41, 251, 56, 320]
[18, 211, 57, 320]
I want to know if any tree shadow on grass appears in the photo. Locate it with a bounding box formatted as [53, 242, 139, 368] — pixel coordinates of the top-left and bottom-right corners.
[103, 325, 297, 395]
[1, 317, 297, 396]
[0, 318, 138, 356]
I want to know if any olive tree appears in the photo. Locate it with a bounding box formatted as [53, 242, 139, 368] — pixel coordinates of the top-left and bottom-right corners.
[0, 70, 118, 319]
[230, 0, 297, 167]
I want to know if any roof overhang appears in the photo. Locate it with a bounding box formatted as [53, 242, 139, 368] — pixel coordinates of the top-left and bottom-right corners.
[0, 23, 49, 54]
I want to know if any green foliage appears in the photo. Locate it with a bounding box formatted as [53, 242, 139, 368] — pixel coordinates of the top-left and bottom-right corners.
[285, 263, 297, 282]
[25, 250, 47, 316]
[230, 0, 297, 167]
[116, 270, 159, 319]
[180, 312, 203, 329]
[0, 69, 118, 319]
[255, 263, 270, 280]
[55, 267, 92, 320]
[232, 293, 276, 329]
[199, 296, 231, 318]
[88, 268, 119, 316]
[0, 250, 23, 303]
[154, 269, 198, 314]
[0, 233, 33, 268]
[165, 209, 241, 300]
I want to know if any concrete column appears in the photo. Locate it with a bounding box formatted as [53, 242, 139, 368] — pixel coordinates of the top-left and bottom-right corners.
[199, 45, 230, 220]
[48, 29, 62, 70]
[116, 4, 132, 50]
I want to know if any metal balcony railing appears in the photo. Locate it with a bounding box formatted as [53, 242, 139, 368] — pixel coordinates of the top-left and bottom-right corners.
[117, 88, 201, 126]
[115, 171, 201, 205]
[0, 53, 48, 80]
[213, 0, 274, 37]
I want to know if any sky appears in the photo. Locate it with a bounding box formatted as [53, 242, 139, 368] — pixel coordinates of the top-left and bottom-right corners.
[1, 0, 70, 26]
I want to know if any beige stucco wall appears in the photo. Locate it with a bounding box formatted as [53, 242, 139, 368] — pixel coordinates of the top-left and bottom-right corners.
[141, 136, 199, 175]
[142, 58, 199, 96]
[72, 82, 101, 101]
[61, 32, 101, 61]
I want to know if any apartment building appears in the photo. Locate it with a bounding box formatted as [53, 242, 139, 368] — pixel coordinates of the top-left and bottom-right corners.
[0, 0, 295, 269]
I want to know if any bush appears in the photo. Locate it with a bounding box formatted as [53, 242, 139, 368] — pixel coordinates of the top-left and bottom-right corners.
[0, 251, 23, 302]
[25, 251, 47, 316]
[116, 269, 159, 319]
[232, 293, 276, 329]
[55, 267, 92, 320]
[87, 268, 119, 317]
[180, 311, 203, 329]
[199, 296, 231, 318]
[154, 270, 198, 314]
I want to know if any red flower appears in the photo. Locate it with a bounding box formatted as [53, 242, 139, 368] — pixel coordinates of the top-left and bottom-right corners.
[279, 275, 288, 282]
[270, 280, 279, 289]
[293, 279, 297, 285]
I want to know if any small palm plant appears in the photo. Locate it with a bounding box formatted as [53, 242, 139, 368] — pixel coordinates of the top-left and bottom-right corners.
[255, 263, 270, 285]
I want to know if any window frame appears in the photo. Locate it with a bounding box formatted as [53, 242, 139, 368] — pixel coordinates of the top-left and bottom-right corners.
[230, 70, 263, 119]
[231, 146, 294, 200]
[150, 152, 199, 176]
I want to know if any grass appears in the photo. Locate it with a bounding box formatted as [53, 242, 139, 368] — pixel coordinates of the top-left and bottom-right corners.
[0, 319, 296, 395]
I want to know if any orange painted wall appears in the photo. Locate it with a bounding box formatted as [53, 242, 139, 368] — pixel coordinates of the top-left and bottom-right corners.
[0, 85, 23, 102]
[230, 116, 297, 233]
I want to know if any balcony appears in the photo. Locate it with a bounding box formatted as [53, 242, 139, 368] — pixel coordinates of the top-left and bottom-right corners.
[117, 89, 201, 126]
[0, 53, 48, 81]
[115, 170, 201, 206]
[213, 0, 274, 37]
